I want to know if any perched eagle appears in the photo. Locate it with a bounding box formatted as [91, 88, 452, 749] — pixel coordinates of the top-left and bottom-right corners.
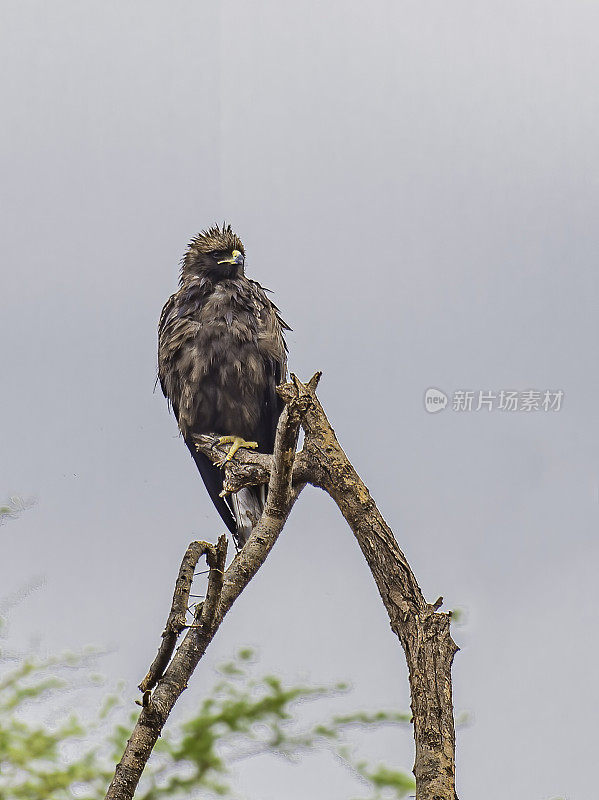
[158, 224, 289, 546]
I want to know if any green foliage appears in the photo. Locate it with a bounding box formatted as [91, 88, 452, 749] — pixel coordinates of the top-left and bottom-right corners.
[0, 497, 34, 526]
[0, 649, 112, 799]
[0, 642, 414, 800]
[350, 760, 416, 800]
[1, 504, 414, 799]
[105, 651, 415, 800]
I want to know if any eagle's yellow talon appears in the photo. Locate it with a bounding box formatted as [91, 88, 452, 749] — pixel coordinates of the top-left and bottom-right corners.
[217, 436, 259, 462]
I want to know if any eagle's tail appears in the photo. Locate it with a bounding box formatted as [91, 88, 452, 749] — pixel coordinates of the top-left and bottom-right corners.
[229, 485, 266, 546]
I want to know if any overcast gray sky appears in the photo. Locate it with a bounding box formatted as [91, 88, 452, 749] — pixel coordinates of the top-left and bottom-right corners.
[2, 2, 598, 798]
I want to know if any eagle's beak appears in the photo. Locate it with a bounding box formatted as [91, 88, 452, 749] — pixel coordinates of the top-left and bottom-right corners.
[217, 249, 244, 265]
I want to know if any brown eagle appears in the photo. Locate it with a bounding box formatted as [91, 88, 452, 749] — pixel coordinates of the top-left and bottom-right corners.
[158, 224, 289, 546]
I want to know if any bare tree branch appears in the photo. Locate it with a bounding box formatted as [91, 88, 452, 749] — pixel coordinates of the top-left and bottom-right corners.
[105, 372, 458, 800]
[197, 374, 459, 799]
[297, 379, 459, 800]
[104, 388, 306, 800]
[138, 540, 215, 695]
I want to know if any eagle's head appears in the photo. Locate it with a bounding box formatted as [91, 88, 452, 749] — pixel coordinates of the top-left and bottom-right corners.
[181, 223, 245, 282]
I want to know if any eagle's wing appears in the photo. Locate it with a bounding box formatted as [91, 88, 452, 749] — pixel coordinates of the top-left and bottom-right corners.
[157, 292, 180, 413]
[158, 285, 239, 536]
[249, 280, 290, 452]
[158, 280, 212, 429]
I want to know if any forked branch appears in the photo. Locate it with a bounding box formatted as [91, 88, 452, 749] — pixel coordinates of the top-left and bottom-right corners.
[104, 389, 305, 800]
[105, 372, 458, 800]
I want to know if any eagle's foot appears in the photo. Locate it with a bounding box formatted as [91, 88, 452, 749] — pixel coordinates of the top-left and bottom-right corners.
[217, 435, 259, 464]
